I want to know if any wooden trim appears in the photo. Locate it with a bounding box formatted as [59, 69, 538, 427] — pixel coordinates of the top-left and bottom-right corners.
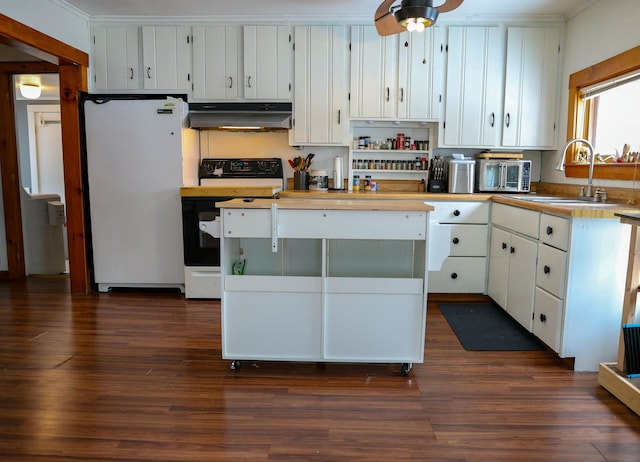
[564, 163, 640, 181]
[563, 44, 640, 172]
[0, 14, 90, 293]
[0, 61, 58, 73]
[59, 64, 90, 294]
[0, 72, 26, 279]
[0, 14, 88, 67]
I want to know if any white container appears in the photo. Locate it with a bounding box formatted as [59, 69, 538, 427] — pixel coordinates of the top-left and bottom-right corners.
[309, 169, 328, 191]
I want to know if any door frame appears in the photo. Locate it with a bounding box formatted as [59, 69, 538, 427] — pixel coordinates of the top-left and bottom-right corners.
[0, 14, 89, 293]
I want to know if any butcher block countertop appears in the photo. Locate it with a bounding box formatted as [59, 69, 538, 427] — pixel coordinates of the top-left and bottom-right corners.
[218, 198, 435, 212]
[279, 189, 640, 219]
[182, 187, 640, 219]
[491, 195, 639, 219]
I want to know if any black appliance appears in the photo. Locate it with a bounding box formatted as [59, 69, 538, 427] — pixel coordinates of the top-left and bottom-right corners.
[181, 158, 284, 298]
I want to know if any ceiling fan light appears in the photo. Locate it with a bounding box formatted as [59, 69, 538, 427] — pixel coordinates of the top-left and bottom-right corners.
[394, 1, 439, 31]
[19, 82, 41, 99]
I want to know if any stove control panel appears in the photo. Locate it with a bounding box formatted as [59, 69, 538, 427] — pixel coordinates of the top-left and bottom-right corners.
[199, 158, 283, 179]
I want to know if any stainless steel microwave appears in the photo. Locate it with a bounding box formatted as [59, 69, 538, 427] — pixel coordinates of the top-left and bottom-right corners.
[476, 159, 531, 192]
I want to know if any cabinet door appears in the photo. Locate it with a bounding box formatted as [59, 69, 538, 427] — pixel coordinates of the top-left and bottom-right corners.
[443, 26, 504, 147]
[502, 27, 561, 148]
[243, 25, 292, 100]
[505, 233, 538, 331]
[293, 26, 348, 145]
[398, 27, 443, 120]
[92, 26, 140, 90]
[141, 26, 190, 91]
[487, 226, 510, 308]
[533, 287, 563, 352]
[192, 26, 240, 100]
[350, 26, 398, 119]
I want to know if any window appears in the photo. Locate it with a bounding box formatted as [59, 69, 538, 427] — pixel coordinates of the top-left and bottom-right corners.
[564, 45, 640, 180]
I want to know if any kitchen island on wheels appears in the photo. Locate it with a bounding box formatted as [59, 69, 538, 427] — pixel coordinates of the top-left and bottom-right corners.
[218, 198, 433, 375]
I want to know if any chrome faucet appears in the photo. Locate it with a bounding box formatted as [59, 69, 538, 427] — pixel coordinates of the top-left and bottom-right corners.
[556, 138, 596, 197]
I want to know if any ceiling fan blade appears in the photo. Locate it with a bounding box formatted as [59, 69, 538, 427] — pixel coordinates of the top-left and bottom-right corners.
[435, 0, 464, 14]
[375, 0, 396, 21]
[375, 0, 405, 36]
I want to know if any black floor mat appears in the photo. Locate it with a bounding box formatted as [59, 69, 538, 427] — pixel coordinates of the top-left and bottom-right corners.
[438, 303, 545, 351]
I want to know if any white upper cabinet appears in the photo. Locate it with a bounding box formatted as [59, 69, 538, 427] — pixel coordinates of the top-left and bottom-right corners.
[192, 25, 291, 101]
[243, 25, 292, 100]
[141, 26, 191, 91]
[442, 26, 504, 147]
[292, 26, 349, 145]
[502, 27, 561, 149]
[397, 27, 444, 120]
[442, 25, 561, 149]
[92, 26, 140, 90]
[350, 25, 443, 121]
[192, 25, 241, 100]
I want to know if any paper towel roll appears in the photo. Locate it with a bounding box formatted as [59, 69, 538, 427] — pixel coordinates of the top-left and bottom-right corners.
[333, 156, 344, 190]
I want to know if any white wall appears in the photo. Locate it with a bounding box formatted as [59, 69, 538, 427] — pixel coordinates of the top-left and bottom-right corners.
[542, 0, 640, 188]
[0, 0, 90, 53]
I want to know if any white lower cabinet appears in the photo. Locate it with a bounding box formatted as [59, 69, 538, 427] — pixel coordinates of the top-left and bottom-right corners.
[428, 201, 490, 293]
[219, 199, 431, 373]
[489, 205, 631, 371]
[488, 203, 540, 331]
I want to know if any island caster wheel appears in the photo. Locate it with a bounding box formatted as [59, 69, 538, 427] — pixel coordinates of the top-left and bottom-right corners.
[401, 362, 412, 376]
[230, 360, 241, 370]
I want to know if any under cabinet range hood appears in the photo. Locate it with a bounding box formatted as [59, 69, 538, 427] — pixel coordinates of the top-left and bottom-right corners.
[188, 102, 292, 131]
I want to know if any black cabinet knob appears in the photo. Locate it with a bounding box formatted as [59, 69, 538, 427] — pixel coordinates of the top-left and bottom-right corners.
[453, 209, 461, 217]
[450, 273, 458, 279]
[540, 313, 547, 323]
[452, 237, 460, 245]
[546, 226, 553, 236]
[510, 246, 515, 254]
[502, 242, 507, 250]
[544, 265, 551, 274]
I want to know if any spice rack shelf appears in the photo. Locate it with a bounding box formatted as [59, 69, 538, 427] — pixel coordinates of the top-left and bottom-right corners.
[349, 121, 435, 191]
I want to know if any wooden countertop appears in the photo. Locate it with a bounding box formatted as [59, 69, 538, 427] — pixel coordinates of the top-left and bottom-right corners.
[183, 187, 640, 219]
[491, 195, 639, 218]
[180, 186, 281, 197]
[278, 190, 493, 201]
[217, 198, 435, 212]
[281, 189, 640, 219]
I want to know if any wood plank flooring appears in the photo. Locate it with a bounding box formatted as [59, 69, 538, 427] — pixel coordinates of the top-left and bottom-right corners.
[1, 277, 639, 461]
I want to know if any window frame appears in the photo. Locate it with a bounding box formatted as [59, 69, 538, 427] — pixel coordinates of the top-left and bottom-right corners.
[564, 44, 640, 180]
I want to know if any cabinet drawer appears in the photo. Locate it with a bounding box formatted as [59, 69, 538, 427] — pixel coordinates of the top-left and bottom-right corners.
[428, 257, 487, 293]
[533, 287, 563, 353]
[441, 224, 488, 257]
[279, 209, 427, 240]
[492, 203, 540, 239]
[223, 209, 271, 237]
[539, 214, 569, 251]
[429, 201, 490, 224]
[536, 244, 567, 299]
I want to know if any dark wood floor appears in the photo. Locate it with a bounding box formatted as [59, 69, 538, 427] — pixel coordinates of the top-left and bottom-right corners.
[1, 277, 639, 461]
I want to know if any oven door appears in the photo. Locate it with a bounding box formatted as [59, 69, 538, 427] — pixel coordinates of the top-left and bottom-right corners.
[182, 197, 233, 266]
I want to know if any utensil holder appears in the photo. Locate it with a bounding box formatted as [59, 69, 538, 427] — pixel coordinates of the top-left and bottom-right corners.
[293, 171, 309, 190]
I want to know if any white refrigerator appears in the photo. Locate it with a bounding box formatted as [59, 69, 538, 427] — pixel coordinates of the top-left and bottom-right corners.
[83, 96, 199, 292]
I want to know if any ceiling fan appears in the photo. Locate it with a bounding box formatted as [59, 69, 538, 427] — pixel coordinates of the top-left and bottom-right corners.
[375, 0, 464, 36]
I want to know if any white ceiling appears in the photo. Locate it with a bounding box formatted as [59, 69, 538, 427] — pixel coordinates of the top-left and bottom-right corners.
[59, 0, 597, 22]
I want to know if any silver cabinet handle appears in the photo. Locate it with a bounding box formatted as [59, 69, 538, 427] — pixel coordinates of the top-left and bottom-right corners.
[146, 67, 152, 79]
[247, 76, 252, 88]
[400, 88, 404, 103]
[228, 76, 233, 89]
